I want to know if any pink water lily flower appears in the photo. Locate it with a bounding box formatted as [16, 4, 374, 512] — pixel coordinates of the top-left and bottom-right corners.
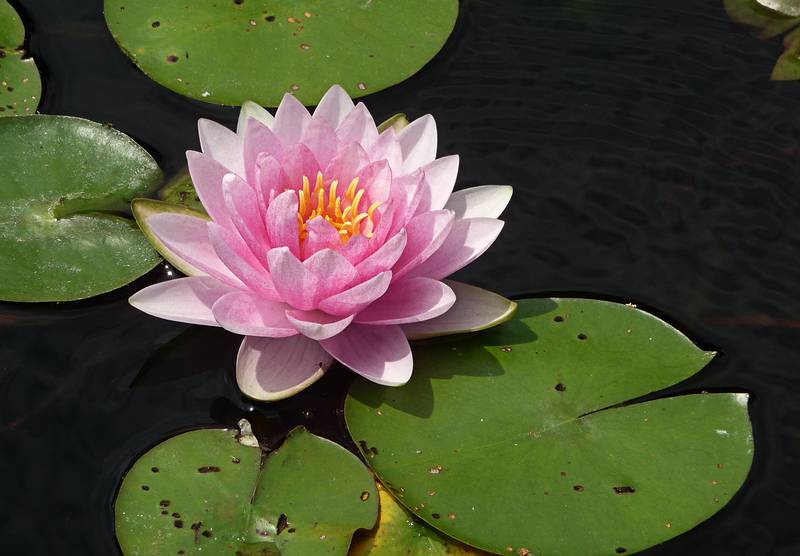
[130, 85, 513, 400]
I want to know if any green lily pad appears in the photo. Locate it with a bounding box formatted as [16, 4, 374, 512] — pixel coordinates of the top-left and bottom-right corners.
[115, 424, 378, 555]
[350, 483, 489, 556]
[157, 167, 207, 213]
[345, 298, 754, 556]
[103, 0, 459, 106]
[132, 198, 209, 276]
[0, 115, 163, 301]
[0, 1, 41, 117]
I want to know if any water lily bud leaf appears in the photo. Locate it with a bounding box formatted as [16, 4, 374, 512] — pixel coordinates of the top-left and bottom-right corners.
[132, 198, 209, 277]
[0, 1, 41, 117]
[376, 113, 410, 134]
[158, 167, 207, 214]
[0, 115, 163, 301]
[350, 483, 490, 556]
[103, 0, 459, 106]
[346, 298, 754, 555]
[758, 0, 800, 17]
[115, 425, 378, 555]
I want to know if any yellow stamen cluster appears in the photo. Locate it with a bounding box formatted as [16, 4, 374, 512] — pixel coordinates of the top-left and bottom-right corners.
[297, 172, 381, 244]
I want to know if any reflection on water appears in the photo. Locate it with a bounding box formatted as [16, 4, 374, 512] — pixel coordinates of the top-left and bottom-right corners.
[1, 0, 799, 553]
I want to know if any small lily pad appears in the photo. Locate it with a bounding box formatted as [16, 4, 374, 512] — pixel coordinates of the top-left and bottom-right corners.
[0, 115, 163, 301]
[0, 1, 41, 117]
[350, 483, 489, 556]
[103, 0, 459, 106]
[115, 424, 378, 555]
[157, 168, 207, 213]
[346, 298, 754, 555]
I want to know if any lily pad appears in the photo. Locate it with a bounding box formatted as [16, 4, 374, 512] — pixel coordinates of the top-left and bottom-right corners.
[345, 299, 754, 556]
[115, 424, 378, 555]
[0, 1, 41, 117]
[157, 167, 207, 213]
[350, 483, 489, 556]
[103, 0, 459, 106]
[0, 115, 163, 301]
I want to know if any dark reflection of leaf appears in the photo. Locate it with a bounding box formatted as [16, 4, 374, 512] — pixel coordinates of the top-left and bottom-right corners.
[725, 0, 800, 79]
[131, 326, 241, 388]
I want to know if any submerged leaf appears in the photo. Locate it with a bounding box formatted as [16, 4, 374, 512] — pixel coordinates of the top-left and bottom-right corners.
[103, 0, 459, 106]
[346, 298, 754, 555]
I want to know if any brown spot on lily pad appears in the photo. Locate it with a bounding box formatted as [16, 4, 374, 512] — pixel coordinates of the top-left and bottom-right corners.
[198, 466, 221, 473]
[613, 486, 636, 494]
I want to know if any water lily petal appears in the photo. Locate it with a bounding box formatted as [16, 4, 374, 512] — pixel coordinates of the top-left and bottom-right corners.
[212, 291, 296, 337]
[314, 84, 355, 128]
[243, 118, 283, 185]
[402, 281, 518, 340]
[236, 335, 331, 401]
[357, 159, 392, 203]
[147, 212, 243, 288]
[255, 154, 289, 213]
[302, 216, 341, 260]
[186, 150, 235, 229]
[419, 155, 459, 212]
[198, 119, 244, 176]
[266, 189, 301, 258]
[392, 209, 454, 280]
[279, 143, 321, 189]
[272, 93, 311, 144]
[208, 222, 280, 301]
[407, 217, 504, 280]
[355, 229, 407, 281]
[318, 271, 392, 316]
[339, 234, 371, 265]
[355, 277, 455, 325]
[222, 173, 270, 268]
[444, 185, 513, 219]
[303, 248, 358, 300]
[336, 102, 379, 150]
[285, 310, 354, 340]
[369, 128, 404, 176]
[320, 324, 413, 386]
[237, 100, 275, 135]
[267, 246, 319, 311]
[300, 116, 339, 169]
[398, 114, 437, 174]
[325, 142, 370, 191]
[129, 276, 232, 326]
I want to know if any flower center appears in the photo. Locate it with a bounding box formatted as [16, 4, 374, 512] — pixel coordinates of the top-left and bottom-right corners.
[296, 172, 382, 244]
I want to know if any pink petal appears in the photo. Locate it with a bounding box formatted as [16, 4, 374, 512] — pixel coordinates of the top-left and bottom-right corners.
[355, 230, 407, 281]
[302, 216, 341, 260]
[237, 101, 275, 135]
[313, 85, 355, 128]
[255, 155, 289, 214]
[266, 190, 301, 258]
[300, 116, 339, 169]
[444, 185, 513, 219]
[222, 174, 270, 268]
[402, 280, 518, 340]
[208, 222, 280, 300]
[129, 276, 233, 326]
[279, 143, 320, 189]
[267, 247, 319, 311]
[303, 248, 358, 300]
[392, 210, 454, 280]
[419, 155, 459, 212]
[325, 142, 370, 190]
[186, 151, 235, 229]
[285, 310, 354, 340]
[370, 128, 404, 177]
[388, 171, 425, 236]
[339, 234, 371, 265]
[336, 102, 379, 150]
[318, 271, 392, 316]
[243, 118, 284, 185]
[398, 114, 437, 174]
[357, 160, 392, 203]
[198, 119, 244, 176]
[212, 291, 296, 337]
[355, 277, 455, 325]
[407, 217, 505, 280]
[320, 324, 413, 386]
[272, 93, 311, 144]
[147, 213, 243, 288]
[367, 200, 397, 247]
[236, 335, 331, 401]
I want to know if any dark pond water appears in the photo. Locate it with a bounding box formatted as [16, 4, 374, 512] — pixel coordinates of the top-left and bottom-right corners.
[1, 0, 799, 553]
